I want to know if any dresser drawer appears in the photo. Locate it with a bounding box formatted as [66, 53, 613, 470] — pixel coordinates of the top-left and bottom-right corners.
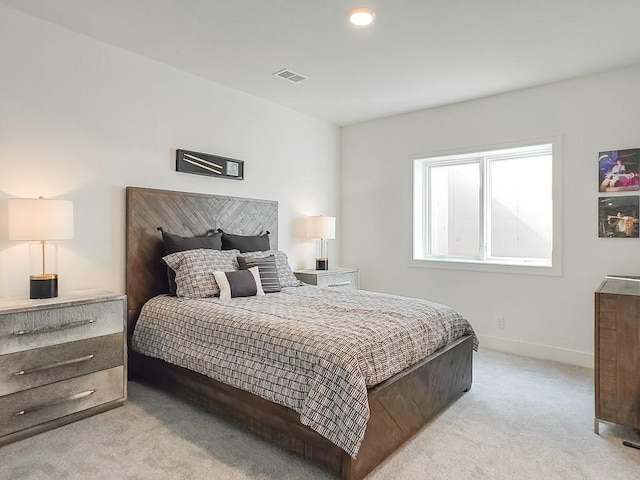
[0, 300, 124, 355]
[0, 366, 124, 438]
[315, 271, 359, 290]
[0, 333, 124, 396]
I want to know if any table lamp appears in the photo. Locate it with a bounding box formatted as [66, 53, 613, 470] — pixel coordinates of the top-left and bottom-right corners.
[307, 215, 336, 270]
[8, 197, 74, 299]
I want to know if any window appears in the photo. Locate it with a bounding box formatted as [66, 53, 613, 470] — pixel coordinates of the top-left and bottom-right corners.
[413, 141, 561, 275]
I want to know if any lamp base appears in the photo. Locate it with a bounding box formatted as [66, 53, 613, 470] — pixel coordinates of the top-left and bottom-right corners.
[30, 274, 58, 299]
[316, 258, 329, 271]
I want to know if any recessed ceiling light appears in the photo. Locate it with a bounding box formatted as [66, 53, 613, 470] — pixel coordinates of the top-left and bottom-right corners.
[348, 7, 376, 26]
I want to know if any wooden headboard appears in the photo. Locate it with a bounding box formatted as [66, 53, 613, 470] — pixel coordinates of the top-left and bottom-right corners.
[125, 186, 278, 341]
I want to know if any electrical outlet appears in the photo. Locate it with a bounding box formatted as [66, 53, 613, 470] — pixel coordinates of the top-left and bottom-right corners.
[496, 317, 505, 329]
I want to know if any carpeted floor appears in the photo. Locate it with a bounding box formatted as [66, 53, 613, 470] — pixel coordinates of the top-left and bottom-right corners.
[1, 348, 639, 479]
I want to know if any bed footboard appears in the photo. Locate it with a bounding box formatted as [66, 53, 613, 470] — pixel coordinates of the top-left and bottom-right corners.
[342, 334, 473, 480]
[130, 334, 473, 480]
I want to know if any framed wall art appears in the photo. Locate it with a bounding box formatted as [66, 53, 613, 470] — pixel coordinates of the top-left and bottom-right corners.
[598, 148, 639, 192]
[598, 196, 639, 238]
[176, 149, 244, 180]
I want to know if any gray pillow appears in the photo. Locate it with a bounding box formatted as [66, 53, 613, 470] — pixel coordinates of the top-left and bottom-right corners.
[158, 227, 222, 295]
[213, 267, 265, 300]
[219, 230, 270, 253]
[238, 250, 301, 288]
[160, 228, 222, 253]
[163, 248, 240, 298]
[237, 255, 281, 293]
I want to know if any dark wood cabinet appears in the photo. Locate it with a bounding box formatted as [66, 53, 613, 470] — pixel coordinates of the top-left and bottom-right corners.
[594, 276, 640, 434]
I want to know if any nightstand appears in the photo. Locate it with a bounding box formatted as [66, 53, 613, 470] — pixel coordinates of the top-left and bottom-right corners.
[0, 290, 126, 446]
[294, 268, 360, 290]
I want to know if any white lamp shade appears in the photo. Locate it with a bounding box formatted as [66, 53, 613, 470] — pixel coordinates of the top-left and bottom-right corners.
[307, 216, 336, 239]
[8, 198, 74, 241]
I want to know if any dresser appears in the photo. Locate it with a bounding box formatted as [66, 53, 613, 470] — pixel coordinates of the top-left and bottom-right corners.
[294, 268, 360, 290]
[594, 276, 640, 435]
[0, 290, 126, 446]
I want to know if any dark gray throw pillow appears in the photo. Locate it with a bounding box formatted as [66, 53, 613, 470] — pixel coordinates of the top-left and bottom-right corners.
[158, 227, 222, 295]
[237, 255, 281, 293]
[213, 267, 265, 300]
[161, 229, 222, 253]
[219, 230, 270, 253]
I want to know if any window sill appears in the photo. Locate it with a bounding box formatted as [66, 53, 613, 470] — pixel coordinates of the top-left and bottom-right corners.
[409, 257, 561, 277]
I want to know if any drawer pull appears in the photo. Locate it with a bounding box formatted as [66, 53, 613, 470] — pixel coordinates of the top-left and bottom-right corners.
[13, 355, 95, 376]
[13, 319, 96, 336]
[328, 281, 352, 287]
[13, 389, 96, 416]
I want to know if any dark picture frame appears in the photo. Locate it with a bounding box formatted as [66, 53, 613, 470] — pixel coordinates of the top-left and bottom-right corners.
[598, 196, 639, 238]
[176, 149, 244, 180]
[598, 148, 639, 192]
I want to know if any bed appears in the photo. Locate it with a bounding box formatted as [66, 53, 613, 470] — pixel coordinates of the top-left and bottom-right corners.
[125, 186, 476, 480]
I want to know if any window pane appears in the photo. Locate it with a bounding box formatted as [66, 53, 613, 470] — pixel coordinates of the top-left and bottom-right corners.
[489, 155, 552, 261]
[429, 163, 480, 257]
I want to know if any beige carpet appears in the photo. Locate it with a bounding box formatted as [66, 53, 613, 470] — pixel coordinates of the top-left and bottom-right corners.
[1, 349, 639, 479]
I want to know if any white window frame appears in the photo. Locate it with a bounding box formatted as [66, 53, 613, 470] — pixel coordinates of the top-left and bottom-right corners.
[411, 137, 563, 276]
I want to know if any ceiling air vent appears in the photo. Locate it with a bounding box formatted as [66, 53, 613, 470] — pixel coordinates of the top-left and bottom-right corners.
[272, 68, 308, 84]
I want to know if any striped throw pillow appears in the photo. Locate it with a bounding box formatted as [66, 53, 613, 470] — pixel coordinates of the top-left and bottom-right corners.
[239, 250, 302, 288]
[237, 255, 281, 293]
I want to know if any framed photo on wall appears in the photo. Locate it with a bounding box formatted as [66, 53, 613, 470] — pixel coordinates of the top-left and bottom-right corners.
[598, 196, 639, 238]
[598, 148, 640, 192]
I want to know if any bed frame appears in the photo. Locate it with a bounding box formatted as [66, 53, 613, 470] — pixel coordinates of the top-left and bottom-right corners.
[125, 186, 473, 480]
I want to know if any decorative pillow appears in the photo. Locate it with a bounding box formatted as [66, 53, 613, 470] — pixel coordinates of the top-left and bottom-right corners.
[237, 255, 281, 293]
[163, 248, 240, 298]
[160, 228, 222, 253]
[213, 267, 265, 300]
[158, 227, 223, 295]
[219, 229, 270, 253]
[238, 250, 302, 288]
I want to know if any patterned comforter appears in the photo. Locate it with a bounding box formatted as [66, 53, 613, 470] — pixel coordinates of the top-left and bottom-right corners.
[131, 285, 477, 457]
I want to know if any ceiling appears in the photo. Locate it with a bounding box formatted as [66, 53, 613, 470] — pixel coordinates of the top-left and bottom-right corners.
[3, 0, 640, 126]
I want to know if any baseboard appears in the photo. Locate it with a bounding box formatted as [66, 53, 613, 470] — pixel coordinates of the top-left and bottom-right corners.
[476, 334, 593, 369]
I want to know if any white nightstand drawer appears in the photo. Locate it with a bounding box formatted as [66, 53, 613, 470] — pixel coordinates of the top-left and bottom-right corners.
[0, 366, 124, 438]
[0, 300, 124, 355]
[315, 271, 360, 289]
[294, 268, 360, 290]
[0, 333, 124, 396]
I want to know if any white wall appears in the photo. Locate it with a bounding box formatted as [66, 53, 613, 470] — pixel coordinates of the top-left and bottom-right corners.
[0, 5, 340, 298]
[342, 65, 640, 367]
